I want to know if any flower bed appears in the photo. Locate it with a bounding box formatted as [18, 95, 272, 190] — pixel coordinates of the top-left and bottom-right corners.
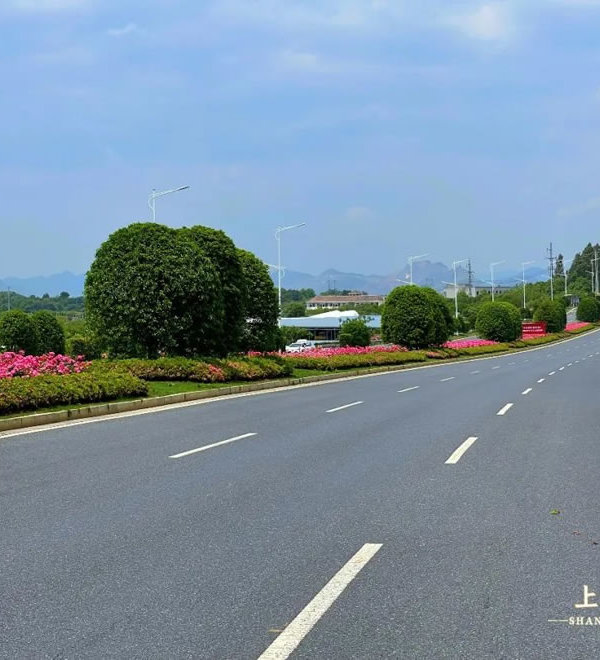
[0, 352, 89, 379]
[443, 339, 498, 349]
[566, 322, 591, 333]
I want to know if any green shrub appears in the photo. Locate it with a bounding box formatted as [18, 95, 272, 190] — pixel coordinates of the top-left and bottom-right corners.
[577, 297, 600, 322]
[422, 287, 453, 344]
[475, 302, 522, 342]
[339, 319, 371, 347]
[66, 335, 102, 359]
[382, 286, 438, 349]
[32, 311, 66, 354]
[0, 371, 147, 415]
[534, 299, 566, 332]
[101, 356, 293, 383]
[0, 310, 39, 354]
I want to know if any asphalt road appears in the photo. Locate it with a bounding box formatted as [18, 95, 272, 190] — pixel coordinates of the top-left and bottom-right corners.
[2, 331, 600, 659]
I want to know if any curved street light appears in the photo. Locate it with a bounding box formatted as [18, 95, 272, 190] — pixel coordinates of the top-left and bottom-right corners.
[148, 185, 190, 222]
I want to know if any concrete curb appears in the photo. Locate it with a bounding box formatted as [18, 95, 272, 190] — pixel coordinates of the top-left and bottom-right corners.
[1, 326, 597, 433]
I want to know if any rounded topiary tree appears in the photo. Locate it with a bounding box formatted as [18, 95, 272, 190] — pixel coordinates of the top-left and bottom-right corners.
[237, 249, 280, 352]
[85, 222, 223, 358]
[534, 299, 566, 333]
[32, 310, 66, 354]
[475, 301, 521, 342]
[422, 287, 454, 344]
[381, 286, 437, 349]
[339, 318, 371, 347]
[0, 310, 39, 354]
[577, 296, 600, 322]
[180, 226, 246, 355]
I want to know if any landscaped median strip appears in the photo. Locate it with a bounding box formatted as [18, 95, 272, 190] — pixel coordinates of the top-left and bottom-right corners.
[1, 325, 598, 436]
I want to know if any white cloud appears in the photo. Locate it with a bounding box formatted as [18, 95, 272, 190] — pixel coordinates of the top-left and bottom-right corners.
[7, 0, 89, 11]
[446, 3, 514, 41]
[107, 22, 140, 37]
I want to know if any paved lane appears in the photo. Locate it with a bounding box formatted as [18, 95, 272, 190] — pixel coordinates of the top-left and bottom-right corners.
[1, 330, 599, 658]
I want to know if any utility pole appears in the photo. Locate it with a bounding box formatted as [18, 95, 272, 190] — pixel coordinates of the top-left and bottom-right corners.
[595, 247, 599, 295]
[546, 242, 555, 301]
[467, 258, 474, 297]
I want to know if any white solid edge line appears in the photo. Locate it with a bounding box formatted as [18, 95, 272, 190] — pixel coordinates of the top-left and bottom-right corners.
[537, 378, 545, 383]
[326, 401, 363, 414]
[522, 388, 533, 395]
[257, 543, 382, 660]
[445, 436, 478, 464]
[169, 433, 257, 459]
[497, 403, 513, 416]
[398, 386, 420, 393]
[2, 328, 599, 442]
[440, 377, 455, 382]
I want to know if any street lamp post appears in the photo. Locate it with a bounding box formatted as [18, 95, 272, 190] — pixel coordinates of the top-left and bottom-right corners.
[563, 258, 573, 297]
[520, 261, 534, 309]
[275, 223, 306, 312]
[407, 253, 429, 285]
[490, 261, 505, 301]
[148, 185, 190, 222]
[452, 259, 468, 321]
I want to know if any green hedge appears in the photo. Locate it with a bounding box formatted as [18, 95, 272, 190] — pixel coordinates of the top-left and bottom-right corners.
[97, 356, 293, 382]
[0, 371, 148, 415]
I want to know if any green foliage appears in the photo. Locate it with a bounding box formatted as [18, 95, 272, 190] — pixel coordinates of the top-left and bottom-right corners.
[381, 286, 440, 349]
[339, 319, 371, 347]
[282, 302, 306, 317]
[238, 249, 280, 352]
[181, 226, 246, 355]
[576, 296, 600, 322]
[32, 311, 66, 354]
[103, 356, 292, 382]
[422, 287, 453, 344]
[0, 290, 84, 315]
[85, 223, 223, 358]
[0, 370, 147, 415]
[475, 302, 522, 342]
[0, 310, 39, 354]
[281, 288, 316, 303]
[66, 335, 102, 359]
[533, 299, 566, 332]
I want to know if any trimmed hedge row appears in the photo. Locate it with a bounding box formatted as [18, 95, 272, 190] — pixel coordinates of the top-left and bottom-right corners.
[0, 371, 148, 415]
[97, 356, 293, 382]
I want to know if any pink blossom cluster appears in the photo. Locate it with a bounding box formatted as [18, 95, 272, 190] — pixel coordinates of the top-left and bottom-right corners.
[0, 352, 90, 379]
[566, 322, 590, 331]
[281, 344, 408, 358]
[443, 339, 498, 349]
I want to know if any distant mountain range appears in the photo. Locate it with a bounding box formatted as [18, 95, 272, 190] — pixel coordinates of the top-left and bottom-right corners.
[0, 262, 549, 298]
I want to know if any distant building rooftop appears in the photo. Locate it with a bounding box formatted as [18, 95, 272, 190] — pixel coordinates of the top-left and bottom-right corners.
[306, 294, 385, 309]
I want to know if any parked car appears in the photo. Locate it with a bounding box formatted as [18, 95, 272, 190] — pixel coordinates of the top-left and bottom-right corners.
[285, 339, 317, 353]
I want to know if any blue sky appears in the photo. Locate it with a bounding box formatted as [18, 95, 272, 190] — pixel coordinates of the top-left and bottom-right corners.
[3, 0, 600, 279]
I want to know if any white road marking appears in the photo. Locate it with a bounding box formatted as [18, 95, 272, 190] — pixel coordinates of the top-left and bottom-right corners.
[470, 370, 480, 374]
[549, 371, 556, 375]
[522, 388, 533, 395]
[492, 366, 500, 370]
[589, 354, 594, 358]
[326, 401, 363, 413]
[398, 386, 420, 393]
[497, 403, 513, 416]
[169, 433, 257, 459]
[537, 378, 545, 383]
[257, 543, 382, 660]
[508, 362, 516, 365]
[440, 377, 455, 382]
[575, 360, 580, 363]
[559, 366, 565, 370]
[445, 436, 478, 464]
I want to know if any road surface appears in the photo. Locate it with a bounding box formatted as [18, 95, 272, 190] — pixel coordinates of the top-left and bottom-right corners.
[2, 330, 600, 659]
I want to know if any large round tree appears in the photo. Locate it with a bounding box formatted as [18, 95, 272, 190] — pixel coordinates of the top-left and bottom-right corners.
[381, 285, 438, 349]
[85, 223, 223, 358]
[237, 249, 279, 352]
[180, 226, 246, 355]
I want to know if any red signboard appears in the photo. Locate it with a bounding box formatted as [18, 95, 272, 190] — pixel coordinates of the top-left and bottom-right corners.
[521, 321, 547, 335]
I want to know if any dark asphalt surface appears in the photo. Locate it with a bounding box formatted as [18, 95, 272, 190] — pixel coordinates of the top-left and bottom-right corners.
[2, 331, 600, 659]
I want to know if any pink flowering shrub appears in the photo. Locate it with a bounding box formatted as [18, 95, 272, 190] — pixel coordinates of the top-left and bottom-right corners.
[0, 351, 90, 379]
[566, 322, 591, 332]
[443, 339, 498, 349]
